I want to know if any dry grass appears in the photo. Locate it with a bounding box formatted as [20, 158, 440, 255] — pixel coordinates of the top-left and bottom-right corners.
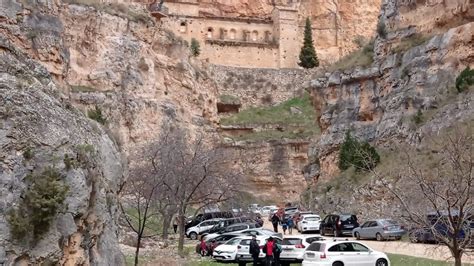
[326, 42, 374, 72]
[391, 33, 432, 54]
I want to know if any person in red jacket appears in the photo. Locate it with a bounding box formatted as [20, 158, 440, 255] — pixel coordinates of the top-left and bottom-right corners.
[263, 237, 274, 266]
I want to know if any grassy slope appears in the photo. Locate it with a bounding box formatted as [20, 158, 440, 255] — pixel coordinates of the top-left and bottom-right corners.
[220, 95, 320, 141]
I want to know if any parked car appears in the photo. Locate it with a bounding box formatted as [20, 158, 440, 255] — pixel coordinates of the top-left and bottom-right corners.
[195, 233, 242, 255]
[320, 214, 359, 237]
[203, 223, 256, 241]
[279, 235, 324, 264]
[235, 236, 283, 263]
[261, 205, 278, 216]
[200, 217, 253, 237]
[186, 218, 222, 240]
[409, 211, 470, 244]
[353, 219, 406, 241]
[240, 228, 283, 239]
[297, 214, 321, 233]
[185, 211, 233, 230]
[285, 207, 300, 217]
[302, 240, 390, 266]
[213, 236, 245, 262]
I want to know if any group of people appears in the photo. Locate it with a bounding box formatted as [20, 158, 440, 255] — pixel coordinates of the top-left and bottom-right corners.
[270, 212, 297, 235]
[248, 235, 282, 266]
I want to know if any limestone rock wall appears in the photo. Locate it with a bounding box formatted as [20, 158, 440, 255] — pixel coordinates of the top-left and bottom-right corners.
[306, 15, 473, 181]
[0, 37, 125, 265]
[211, 65, 316, 108]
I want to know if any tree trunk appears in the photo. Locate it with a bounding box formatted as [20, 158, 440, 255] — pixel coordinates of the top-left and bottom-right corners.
[162, 213, 172, 239]
[134, 235, 142, 266]
[178, 210, 186, 257]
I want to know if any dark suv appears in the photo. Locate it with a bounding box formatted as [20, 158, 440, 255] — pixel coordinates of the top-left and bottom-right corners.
[320, 214, 359, 237]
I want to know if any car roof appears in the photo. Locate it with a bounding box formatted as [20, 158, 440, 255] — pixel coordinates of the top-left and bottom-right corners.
[283, 235, 320, 240]
[302, 214, 320, 218]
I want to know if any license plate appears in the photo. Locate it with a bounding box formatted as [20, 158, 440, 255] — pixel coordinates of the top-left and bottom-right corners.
[345, 225, 354, 228]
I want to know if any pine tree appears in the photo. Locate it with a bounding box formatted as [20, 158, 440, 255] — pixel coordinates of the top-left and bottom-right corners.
[298, 18, 319, 69]
[190, 38, 201, 57]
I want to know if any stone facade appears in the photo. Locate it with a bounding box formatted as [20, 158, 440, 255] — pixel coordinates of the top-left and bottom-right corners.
[210, 65, 318, 109]
[160, 0, 299, 68]
[156, 0, 382, 69]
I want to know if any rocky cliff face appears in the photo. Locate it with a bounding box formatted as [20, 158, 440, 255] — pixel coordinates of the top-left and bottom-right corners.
[0, 37, 125, 265]
[305, 0, 473, 202]
[0, 0, 221, 264]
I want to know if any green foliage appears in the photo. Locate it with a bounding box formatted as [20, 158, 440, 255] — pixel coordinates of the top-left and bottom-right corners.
[190, 38, 201, 57]
[23, 147, 34, 160]
[298, 18, 319, 69]
[63, 154, 75, 170]
[76, 144, 96, 168]
[412, 109, 424, 125]
[87, 106, 107, 125]
[338, 131, 380, 171]
[455, 66, 474, 93]
[8, 168, 68, 242]
[377, 21, 387, 39]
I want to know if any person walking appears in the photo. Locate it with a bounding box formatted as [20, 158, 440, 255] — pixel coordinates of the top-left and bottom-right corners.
[249, 235, 261, 266]
[172, 216, 178, 234]
[282, 218, 288, 235]
[263, 237, 275, 266]
[287, 217, 294, 235]
[199, 237, 208, 256]
[271, 213, 280, 233]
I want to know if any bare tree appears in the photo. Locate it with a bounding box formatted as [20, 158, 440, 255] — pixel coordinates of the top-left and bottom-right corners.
[120, 162, 161, 266]
[147, 125, 241, 256]
[381, 128, 473, 266]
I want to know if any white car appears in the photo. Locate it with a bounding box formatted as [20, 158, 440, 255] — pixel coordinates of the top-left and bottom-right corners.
[280, 235, 323, 263]
[302, 240, 390, 266]
[261, 205, 278, 215]
[212, 236, 244, 262]
[297, 214, 321, 233]
[235, 235, 283, 263]
[186, 218, 222, 240]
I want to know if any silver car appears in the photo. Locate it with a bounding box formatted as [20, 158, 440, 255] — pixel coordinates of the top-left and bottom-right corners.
[353, 219, 406, 241]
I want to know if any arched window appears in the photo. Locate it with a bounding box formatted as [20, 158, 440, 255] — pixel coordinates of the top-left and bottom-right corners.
[229, 29, 237, 40]
[252, 30, 259, 42]
[243, 30, 251, 42]
[180, 21, 187, 33]
[207, 27, 214, 39]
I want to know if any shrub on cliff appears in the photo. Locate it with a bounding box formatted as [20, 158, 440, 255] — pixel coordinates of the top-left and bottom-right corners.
[298, 18, 319, 69]
[8, 167, 68, 242]
[190, 38, 201, 57]
[88, 106, 107, 125]
[456, 66, 474, 93]
[339, 131, 380, 171]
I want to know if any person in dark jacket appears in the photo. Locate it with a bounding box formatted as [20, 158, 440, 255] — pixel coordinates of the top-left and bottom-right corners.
[249, 235, 261, 266]
[271, 213, 280, 233]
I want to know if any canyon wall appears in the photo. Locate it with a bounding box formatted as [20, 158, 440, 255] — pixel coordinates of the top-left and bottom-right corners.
[0, 36, 125, 265]
[304, 0, 474, 214]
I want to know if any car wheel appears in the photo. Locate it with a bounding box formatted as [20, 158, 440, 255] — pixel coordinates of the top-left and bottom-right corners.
[355, 232, 361, 240]
[333, 262, 344, 266]
[376, 233, 384, 241]
[376, 259, 388, 266]
[189, 232, 198, 240]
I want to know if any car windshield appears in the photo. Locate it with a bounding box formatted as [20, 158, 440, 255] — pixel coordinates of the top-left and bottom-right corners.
[305, 217, 320, 221]
[341, 215, 357, 221]
[226, 238, 242, 245]
[381, 220, 398, 226]
[282, 238, 302, 245]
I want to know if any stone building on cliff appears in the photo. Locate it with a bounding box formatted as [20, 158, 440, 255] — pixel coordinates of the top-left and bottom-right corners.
[154, 0, 303, 68]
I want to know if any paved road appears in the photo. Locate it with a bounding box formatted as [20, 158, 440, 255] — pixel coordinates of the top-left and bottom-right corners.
[262, 221, 474, 264]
